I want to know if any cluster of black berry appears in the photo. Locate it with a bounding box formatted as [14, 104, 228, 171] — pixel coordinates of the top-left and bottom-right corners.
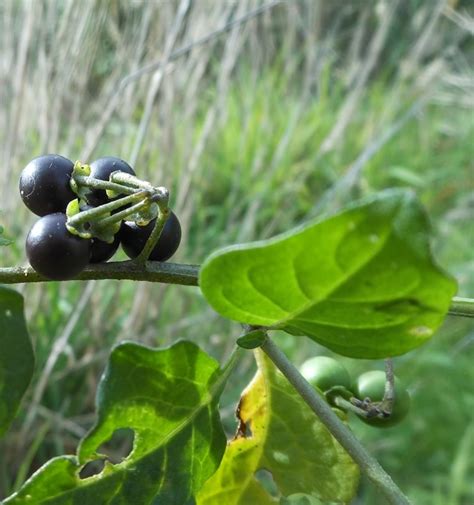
[20, 155, 181, 280]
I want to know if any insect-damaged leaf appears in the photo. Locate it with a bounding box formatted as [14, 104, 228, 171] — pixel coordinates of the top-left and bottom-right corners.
[5, 341, 230, 505]
[197, 351, 359, 504]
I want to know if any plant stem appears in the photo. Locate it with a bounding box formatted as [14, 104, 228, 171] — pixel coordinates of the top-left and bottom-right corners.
[382, 358, 395, 415]
[135, 207, 170, 264]
[260, 336, 412, 505]
[0, 262, 199, 286]
[0, 261, 473, 325]
[448, 297, 474, 318]
[95, 198, 151, 228]
[74, 175, 139, 195]
[67, 191, 150, 228]
[333, 396, 368, 417]
[110, 171, 155, 191]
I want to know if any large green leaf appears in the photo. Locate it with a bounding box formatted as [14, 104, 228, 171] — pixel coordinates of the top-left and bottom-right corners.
[197, 350, 359, 505]
[5, 341, 232, 505]
[0, 286, 34, 438]
[200, 190, 457, 358]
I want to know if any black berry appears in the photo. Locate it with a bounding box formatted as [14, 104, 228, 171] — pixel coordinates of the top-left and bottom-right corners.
[19, 155, 76, 216]
[87, 157, 135, 206]
[120, 211, 181, 261]
[90, 234, 120, 263]
[26, 213, 91, 280]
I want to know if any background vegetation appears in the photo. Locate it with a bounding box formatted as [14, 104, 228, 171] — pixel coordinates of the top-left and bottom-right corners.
[0, 0, 473, 503]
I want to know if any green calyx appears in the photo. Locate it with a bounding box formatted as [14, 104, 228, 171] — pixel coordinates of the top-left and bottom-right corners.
[70, 161, 92, 200]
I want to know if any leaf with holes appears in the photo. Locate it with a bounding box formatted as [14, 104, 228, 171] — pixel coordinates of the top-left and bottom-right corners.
[200, 190, 457, 358]
[196, 350, 359, 504]
[0, 287, 34, 438]
[4, 341, 232, 505]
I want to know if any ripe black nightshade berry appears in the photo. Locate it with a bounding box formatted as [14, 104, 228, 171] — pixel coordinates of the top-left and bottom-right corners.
[19, 155, 76, 216]
[120, 211, 181, 261]
[87, 157, 135, 206]
[26, 213, 91, 280]
[90, 234, 120, 263]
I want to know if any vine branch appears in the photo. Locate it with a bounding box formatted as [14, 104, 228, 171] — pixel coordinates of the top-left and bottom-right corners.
[448, 297, 474, 318]
[0, 263, 471, 319]
[0, 262, 199, 286]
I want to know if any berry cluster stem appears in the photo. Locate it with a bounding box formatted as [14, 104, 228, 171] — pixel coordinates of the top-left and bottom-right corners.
[73, 175, 139, 196]
[382, 358, 395, 415]
[110, 171, 155, 191]
[67, 191, 150, 230]
[333, 396, 368, 417]
[135, 207, 170, 264]
[96, 198, 151, 229]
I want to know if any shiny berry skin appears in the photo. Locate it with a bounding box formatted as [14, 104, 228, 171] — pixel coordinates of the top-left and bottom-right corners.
[90, 234, 120, 263]
[354, 371, 411, 428]
[300, 356, 352, 393]
[26, 213, 91, 280]
[19, 155, 75, 216]
[87, 157, 135, 206]
[120, 211, 181, 261]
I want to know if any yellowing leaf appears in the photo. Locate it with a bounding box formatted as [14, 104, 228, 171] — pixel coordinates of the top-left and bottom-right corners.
[197, 351, 359, 504]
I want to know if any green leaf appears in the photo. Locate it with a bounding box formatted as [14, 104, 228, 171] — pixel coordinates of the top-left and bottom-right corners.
[197, 350, 359, 505]
[200, 190, 457, 358]
[0, 287, 34, 438]
[5, 341, 231, 505]
[237, 329, 267, 349]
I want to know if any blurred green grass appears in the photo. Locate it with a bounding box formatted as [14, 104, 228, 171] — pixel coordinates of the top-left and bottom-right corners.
[0, 1, 473, 503]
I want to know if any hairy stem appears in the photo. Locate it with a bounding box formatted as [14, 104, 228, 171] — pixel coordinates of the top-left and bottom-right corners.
[260, 336, 412, 505]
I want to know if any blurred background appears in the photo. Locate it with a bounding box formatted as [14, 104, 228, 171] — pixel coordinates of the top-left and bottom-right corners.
[0, 0, 473, 503]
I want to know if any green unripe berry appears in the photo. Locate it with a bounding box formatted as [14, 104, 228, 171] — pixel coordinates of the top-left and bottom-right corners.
[354, 370, 410, 428]
[300, 356, 352, 393]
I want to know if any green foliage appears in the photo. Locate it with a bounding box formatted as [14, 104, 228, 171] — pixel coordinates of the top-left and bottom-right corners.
[197, 351, 359, 505]
[5, 341, 230, 504]
[236, 329, 267, 349]
[0, 287, 34, 438]
[200, 190, 457, 358]
[0, 1, 472, 502]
